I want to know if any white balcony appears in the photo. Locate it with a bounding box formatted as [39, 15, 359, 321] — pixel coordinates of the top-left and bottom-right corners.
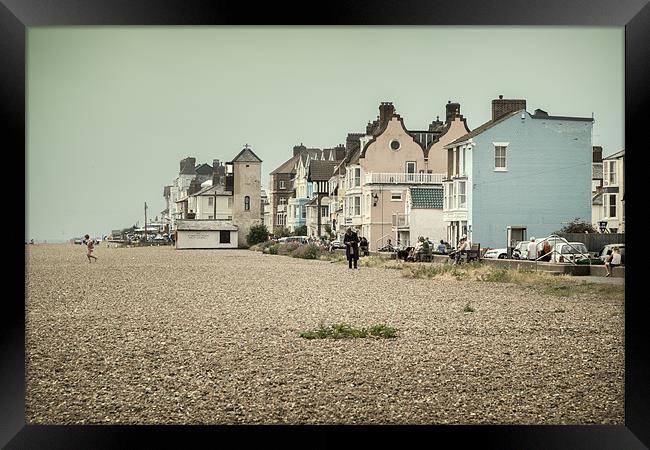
[365, 172, 446, 184]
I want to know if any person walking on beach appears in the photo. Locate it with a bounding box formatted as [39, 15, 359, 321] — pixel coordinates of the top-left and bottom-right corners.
[344, 227, 359, 269]
[85, 234, 98, 263]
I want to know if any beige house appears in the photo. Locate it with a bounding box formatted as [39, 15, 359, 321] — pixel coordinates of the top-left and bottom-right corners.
[340, 101, 470, 250]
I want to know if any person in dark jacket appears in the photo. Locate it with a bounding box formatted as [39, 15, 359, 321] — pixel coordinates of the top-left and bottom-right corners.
[344, 227, 360, 269]
[359, 236, 369, 257]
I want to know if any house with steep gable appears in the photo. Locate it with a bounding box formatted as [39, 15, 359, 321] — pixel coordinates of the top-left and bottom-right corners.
[442, 95, 594, 248]
[340, 101, 470, 249]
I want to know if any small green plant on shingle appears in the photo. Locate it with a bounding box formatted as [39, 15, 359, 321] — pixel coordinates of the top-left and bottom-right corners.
[299, 323, 398, 339]
[367, 324, 398, 338]
[463, 303, 475, 313]
[554, 308, 566, 313]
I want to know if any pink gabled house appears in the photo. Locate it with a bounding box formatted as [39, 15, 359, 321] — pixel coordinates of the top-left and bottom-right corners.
[340, 101, 471, 250]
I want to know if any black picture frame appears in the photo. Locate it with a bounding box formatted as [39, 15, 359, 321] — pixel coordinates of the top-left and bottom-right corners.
[4, 1, 648, 448]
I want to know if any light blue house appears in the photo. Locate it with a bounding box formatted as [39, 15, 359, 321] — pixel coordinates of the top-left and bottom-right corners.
[442, 96, 593, 249]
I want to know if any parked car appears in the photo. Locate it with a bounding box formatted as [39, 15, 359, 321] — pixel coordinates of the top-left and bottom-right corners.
[279, 236, 309, 245]
[550, 242, 591, 263]
[328, 240, 346, 250]
[483, 248, 508, 259]
[599, 244, 625, 265]
[511, 241, 529, 259]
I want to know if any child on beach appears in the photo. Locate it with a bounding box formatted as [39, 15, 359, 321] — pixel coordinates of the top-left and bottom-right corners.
[85, 234, 98, 263]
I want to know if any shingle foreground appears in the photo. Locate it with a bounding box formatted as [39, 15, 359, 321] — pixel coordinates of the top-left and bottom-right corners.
[26, 246, 624, 424]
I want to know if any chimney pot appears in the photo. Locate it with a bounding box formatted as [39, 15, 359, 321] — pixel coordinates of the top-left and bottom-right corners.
[499, 95, 503, 99]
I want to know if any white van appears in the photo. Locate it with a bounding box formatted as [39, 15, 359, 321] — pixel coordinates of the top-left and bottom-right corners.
[551, 242, 590, 263]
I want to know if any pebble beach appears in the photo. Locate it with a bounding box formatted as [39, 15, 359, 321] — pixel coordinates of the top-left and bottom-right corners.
[25, 244, 624, 424]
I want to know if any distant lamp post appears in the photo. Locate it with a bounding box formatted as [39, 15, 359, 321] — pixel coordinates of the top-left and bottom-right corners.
[598, 220, 608, 233]
[372, 193, 379, 207]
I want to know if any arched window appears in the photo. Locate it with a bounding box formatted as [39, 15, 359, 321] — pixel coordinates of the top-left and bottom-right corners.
[244, 196, 250, 211]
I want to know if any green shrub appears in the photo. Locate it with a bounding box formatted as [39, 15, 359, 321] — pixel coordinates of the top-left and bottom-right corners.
[247, 224, 269, 246]
[268, 244, 279, 255]
[274, 227, 291, 238]
[292, 244, 321, 259]
[277, 242, 300, 255]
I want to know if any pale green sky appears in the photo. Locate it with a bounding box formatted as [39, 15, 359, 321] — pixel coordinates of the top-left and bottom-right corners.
[26, 26, 624, 241]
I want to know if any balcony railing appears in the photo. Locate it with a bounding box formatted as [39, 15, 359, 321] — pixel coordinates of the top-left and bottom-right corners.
[392, 213, 410, 228]
[365, 172, 446, 184]
[277, 205, 287, 212]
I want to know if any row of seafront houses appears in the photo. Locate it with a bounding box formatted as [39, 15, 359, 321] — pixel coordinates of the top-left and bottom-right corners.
[157, 96, 625, 251]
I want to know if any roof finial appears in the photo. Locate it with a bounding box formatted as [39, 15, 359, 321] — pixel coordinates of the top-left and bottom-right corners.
[244, 143, 249, 149]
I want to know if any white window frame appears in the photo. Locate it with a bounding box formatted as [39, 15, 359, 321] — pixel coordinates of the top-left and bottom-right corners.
[391, 191, 403, 202]
[457, 181, 466, 208]
[459, 146, 467, 177]
[607, 161, 617, 185]
[604, 193, 617, 219]
[279, 180, 286, 189]
[493, 142, 509, 172]
[354, 196, 361, 216]
[354, 168, 361, 187]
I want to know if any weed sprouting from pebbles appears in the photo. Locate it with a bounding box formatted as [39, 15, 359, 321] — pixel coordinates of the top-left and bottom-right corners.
[300, 323, 398, 339]
[463, 303, 475, 313]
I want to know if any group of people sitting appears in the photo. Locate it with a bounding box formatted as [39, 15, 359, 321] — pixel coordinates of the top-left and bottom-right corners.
[449, 235, 472, 265]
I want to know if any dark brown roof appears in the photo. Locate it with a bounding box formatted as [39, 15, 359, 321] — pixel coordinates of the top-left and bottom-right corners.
[195, 163, 213, 175]
[447, 109, 522, 146]
[231, 147, 262, 163]
[309, 160, 338, 181]
[270, 154, 300, 175]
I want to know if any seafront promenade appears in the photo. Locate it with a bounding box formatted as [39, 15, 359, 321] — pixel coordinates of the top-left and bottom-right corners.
[25, 244, 624, 424]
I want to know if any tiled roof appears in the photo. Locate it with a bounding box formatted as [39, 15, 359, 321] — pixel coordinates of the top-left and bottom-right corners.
[409, 131, 441, 150]
[592, 163, 603, 180]
[603, 149, 625, 160]
[410, 186, 443, 209]
[447, 109, 522, 146]
[270, 154, 300, 175]
[592, 192, 603, 206]
[176, 220, 238, 231]
[309, 160, 338, 181]
[195, 163, 213, 175]
[232, 147, 262, 163]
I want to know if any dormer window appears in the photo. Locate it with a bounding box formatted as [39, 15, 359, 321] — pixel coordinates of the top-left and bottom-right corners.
[390, 140, 401, 151]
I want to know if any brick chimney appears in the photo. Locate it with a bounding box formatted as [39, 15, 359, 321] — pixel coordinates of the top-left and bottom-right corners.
[445, 101, 461, 124]
[180, 157, 197, 175]
[293, 143, 307, 157]
[592, 146, 603, 163]
[379, 102, 395, 126]
[492, 95, 526, 121]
